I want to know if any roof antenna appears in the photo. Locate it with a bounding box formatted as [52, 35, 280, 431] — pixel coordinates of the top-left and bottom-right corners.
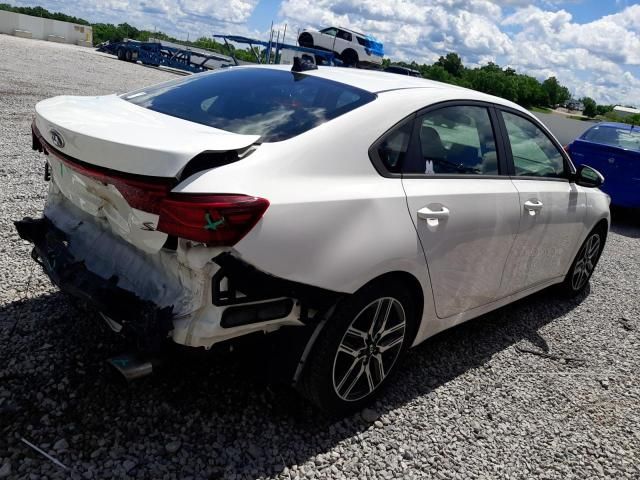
[292, 56, 317, 72]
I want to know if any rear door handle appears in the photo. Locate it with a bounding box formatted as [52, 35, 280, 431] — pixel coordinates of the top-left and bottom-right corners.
[524, 200, 543, 215]
[417, 206, 450, 220]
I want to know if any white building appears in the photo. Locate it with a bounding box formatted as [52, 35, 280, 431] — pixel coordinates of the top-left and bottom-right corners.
[613, 106, 640, 118]
[0, 10, 92, 46]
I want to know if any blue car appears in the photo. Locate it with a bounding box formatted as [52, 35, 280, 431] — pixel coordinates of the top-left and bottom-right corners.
[566, 122, 640, 208]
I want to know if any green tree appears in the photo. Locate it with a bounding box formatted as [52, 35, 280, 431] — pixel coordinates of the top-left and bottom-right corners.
[421, 64, 455, 83]
[596, 104, 614, 116]
[542, 76, 569, 107]
[581, 97, 597, 118]
[0, 3, 89, 25]
[436, 52, 464, 77]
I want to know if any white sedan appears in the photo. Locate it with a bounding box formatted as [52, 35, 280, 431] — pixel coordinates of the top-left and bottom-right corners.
[17, 64, 609, 413]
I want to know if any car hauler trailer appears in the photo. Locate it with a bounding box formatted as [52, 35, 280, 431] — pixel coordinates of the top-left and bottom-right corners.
[97, 39, 236, 73]
[213, 34, 341, 67]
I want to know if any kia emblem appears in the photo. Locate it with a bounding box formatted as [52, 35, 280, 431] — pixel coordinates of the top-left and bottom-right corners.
[49, 129, 65, 149]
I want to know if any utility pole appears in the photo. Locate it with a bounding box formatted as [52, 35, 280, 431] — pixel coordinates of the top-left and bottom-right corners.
[266, 21, 274, 64]
[274, 29, 280, 64]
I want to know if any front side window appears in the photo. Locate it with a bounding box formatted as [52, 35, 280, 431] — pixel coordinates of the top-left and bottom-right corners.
[320, 28, 338, 36]
[123, 68, 375, 142]
[403, 105, 499, 175]
[501, 111, 565, 177]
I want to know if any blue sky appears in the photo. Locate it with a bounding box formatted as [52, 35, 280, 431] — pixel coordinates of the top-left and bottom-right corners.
[10, 0, 640, 105]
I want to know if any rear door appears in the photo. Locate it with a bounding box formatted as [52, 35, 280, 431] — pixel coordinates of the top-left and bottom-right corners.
[497, 109, 585, 295]
[396, 102, 521, 319]
[335, 29, 353, 52]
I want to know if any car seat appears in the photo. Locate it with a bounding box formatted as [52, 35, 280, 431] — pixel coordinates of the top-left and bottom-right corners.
[403, 125, 447, 173]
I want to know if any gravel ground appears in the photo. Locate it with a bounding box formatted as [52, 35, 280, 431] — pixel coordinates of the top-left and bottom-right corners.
[1, 34, 639, 480]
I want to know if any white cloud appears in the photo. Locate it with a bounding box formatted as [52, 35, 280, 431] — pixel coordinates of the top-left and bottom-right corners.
[277, 0, 640, 104]
[9, 0, 640, 105]
[11, 0, 261, 37]
[279, 0, 512, 63]
[501, 4, 640, 103]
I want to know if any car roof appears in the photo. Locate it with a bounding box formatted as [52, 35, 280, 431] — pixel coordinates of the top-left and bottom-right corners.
[231, 65, 527, 112]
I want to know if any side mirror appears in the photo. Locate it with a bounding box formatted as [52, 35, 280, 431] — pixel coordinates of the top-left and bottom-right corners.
[574, 164, 604, 188]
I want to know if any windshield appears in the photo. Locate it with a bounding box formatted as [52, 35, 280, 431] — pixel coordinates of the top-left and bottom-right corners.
[123, 68, 375, 142]
[582, 125, 640, 152]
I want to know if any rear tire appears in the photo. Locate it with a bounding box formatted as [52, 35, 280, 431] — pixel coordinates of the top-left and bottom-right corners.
[125, 49, 133, 62]
[298, 280, 417, 415]
[117, 48, 125, 61]
[298, 33, 314, 48]
[558, 225, 606, 296]
[341, 49, 358, 67]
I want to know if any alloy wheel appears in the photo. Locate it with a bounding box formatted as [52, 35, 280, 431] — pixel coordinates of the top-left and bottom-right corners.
[571, 233, 601, 291]
[332, 297, 406, 402]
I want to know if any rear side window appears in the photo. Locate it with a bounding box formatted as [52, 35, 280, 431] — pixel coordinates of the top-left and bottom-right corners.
[337, 30, 352, 41]
[404, 106, 498, 175]
[501, 112, 565, 177]
[377, 121, 413, 173]
[582, 125, 640, 152]
[123, 68, 376, 142]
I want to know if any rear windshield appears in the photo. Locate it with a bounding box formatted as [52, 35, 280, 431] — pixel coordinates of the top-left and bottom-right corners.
[582, 125, 640, 152]
[123, 68, 376, 142]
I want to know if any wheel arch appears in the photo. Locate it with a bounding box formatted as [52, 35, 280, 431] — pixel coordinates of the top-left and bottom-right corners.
[292, 269, 425, 388]
[327, 270, 424, 344]
[298, 32, 314, 46]
[593, 217, 609, 235]
[563, 215, 609, 279]
[341, 48, 359, 64]
[361, 271, 424, 323]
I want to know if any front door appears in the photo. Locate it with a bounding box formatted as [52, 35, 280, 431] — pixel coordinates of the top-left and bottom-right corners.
[400, 104, 521, 319]
[497, 110, 585, 295]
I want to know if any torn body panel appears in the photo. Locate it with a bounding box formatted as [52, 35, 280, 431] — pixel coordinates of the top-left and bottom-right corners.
[17, 173, 334, 350]
[14, 216, 174, 352]
[29, 191, 312, 349]
[22, 122, 346, 352]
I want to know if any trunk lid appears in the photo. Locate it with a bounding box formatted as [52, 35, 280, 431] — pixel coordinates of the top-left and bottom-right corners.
[35, 94, 259, 178]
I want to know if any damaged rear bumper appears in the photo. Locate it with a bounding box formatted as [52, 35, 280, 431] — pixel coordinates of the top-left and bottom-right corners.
[14, 217, 173, 351]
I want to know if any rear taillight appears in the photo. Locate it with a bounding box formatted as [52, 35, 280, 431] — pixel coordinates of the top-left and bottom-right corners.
[156, 194, 269, 245]
[48, 149, 268, 246]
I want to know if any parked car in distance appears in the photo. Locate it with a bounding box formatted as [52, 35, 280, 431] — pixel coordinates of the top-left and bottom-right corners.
[565, 122, 640, 208]
[17, 65, 610, 414]
[298, 27, 384, 66]
[384, 65, 422, 77]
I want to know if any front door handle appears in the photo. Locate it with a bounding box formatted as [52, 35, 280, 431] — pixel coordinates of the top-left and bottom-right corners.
[418, 205, 450, 220]
[524, 200, 543, 215]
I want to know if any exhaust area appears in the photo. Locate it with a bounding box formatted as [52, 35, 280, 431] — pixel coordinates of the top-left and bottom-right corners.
[107, 353, 161, 381]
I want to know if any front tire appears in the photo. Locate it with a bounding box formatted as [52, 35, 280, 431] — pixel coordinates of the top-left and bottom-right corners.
[559, 227, 606, 296]
[298, 281, 416, 415]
